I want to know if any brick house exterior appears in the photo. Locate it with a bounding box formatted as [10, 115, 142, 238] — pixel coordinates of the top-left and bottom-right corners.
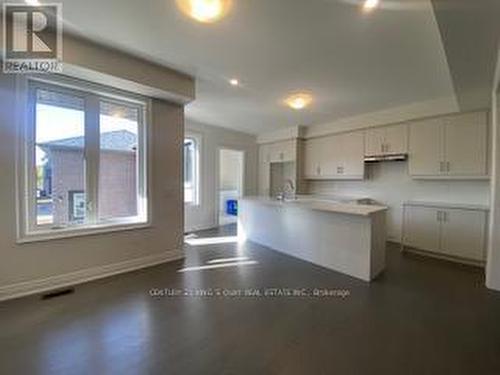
[39, 130, 137, 225]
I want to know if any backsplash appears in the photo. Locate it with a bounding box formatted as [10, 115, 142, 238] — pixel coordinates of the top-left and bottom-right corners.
[307, 161, 491, 241]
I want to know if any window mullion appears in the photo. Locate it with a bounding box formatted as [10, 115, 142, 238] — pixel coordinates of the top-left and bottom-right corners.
[26, 84, 38, 233]
[85, 95, 100, 224]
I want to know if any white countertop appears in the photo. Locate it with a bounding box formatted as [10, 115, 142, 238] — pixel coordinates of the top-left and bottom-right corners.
[403, 200, 489, 211]
[241, 196, 387, 216]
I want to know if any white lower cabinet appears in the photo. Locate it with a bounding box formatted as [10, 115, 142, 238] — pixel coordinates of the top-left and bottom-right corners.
[440, 209, 486, 261]
[403, 203, 487, 262]
[403, 206, 441, 252]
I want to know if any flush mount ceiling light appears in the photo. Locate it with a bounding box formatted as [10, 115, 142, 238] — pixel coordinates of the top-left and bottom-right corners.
[176, 0, 232, 23]
[284, 92, 313, 110]
[362, 0, 379, 12]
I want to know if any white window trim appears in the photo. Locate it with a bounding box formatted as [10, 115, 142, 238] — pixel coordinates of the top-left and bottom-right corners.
[184, 132, 201, 207]
[16, 74, 152, 243]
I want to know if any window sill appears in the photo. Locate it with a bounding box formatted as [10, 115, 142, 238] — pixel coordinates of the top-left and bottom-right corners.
[17, 219, 151, 244]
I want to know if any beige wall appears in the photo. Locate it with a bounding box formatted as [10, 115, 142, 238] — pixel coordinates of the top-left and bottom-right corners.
[185, 120, 258, 232]
[62, 34, 195, 104]
[0, 72, 184, 296]
[0, 73, 189, 300]
[486, 87, 500, 290]
[0, 33, 192, 299]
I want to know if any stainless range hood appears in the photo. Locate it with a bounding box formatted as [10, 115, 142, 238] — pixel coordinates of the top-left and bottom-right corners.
[364, 154, 407, 163]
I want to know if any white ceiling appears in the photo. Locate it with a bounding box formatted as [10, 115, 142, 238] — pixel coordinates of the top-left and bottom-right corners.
[15, 0, 478, 134]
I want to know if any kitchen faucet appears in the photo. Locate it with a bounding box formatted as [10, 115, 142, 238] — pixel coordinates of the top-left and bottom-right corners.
[283, 179, 296, 200]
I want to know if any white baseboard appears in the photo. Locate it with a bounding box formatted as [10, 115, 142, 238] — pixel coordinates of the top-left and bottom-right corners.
[185, 223, 217, 233]
[0, 249, 184, 302]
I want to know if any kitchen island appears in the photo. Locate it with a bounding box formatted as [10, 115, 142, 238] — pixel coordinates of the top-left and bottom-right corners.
[238, 196, 387, 281]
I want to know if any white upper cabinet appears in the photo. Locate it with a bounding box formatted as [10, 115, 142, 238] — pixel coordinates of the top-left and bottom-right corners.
[365, 127, 386, 156]
[259, 143, 271, 164]
[268, 140, 295, 163]
[258, 140, 297, 196]
[409, 118, 443, 176]
[444, 112, 487, 176]
[385, 124, 408, 155]
[365, 123, 408, 156]
[340, 131, 365, 177]
[409, 111, 488, 179]
[304, 137, 324, 178]
[304, 131, 364, 180]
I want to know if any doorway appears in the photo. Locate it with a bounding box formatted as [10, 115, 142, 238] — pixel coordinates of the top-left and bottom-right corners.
[217, 148, 245, 226]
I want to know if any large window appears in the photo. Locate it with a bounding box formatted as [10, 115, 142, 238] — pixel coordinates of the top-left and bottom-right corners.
[184, 136, 199, 205]
[21, 78, 148, 240]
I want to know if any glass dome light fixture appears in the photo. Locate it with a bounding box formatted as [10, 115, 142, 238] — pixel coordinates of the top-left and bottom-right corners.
[176, 0, 233, 23]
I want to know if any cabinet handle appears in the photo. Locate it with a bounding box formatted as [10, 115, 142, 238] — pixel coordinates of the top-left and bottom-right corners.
[443, 211, 448, 222]
[436, 211, 441, 222]
[439, 161, 445, 173]
[446, 161, 450, 172]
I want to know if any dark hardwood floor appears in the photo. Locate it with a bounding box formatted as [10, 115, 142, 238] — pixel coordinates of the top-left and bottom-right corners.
[1, 224, 500, 375]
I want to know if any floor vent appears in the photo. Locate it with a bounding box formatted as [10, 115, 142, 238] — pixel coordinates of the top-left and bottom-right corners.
[41, 287, 75, 300]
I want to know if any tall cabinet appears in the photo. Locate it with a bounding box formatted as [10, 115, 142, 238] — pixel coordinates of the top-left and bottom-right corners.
[258, 139, 303, 197]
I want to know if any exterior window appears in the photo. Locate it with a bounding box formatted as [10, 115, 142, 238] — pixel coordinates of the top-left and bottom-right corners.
[35, 89, 85, 227]
[184, 137, 199, 205]
[98, 100, 140, 222]
[23, 79, 148, 240]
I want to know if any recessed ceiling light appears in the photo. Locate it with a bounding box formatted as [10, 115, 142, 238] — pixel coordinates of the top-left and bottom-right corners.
[176, 0, 232, 23]
[284, 92, 313, 110]
[229, 78, 239, 86]
[25, 0, 41, 5]
[362, 0, 379, 12]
